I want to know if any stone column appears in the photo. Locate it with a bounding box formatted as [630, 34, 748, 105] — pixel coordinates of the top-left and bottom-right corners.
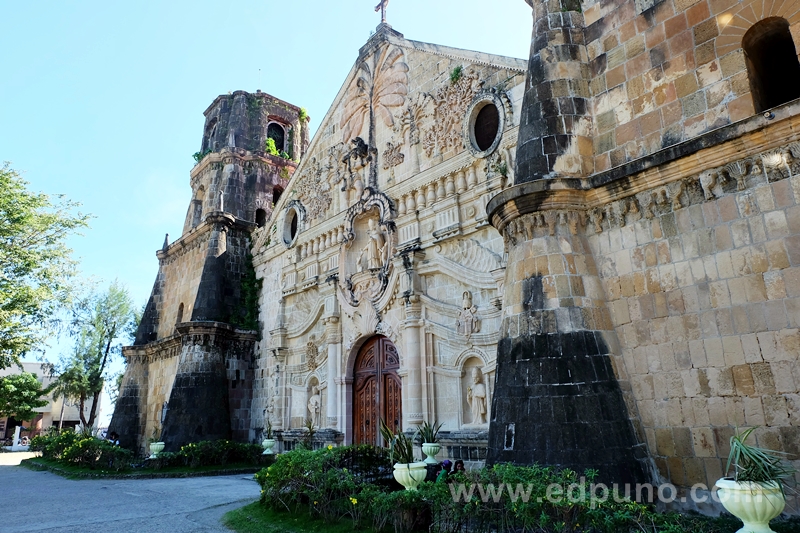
[324, 316, 341, 429]
[403, 295, 423, 427]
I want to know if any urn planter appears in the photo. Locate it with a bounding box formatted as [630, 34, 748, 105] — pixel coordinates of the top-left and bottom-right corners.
[716, 478, 785, 533]
[262, 438, 276, 455]
[421, 442, 440, 464]
[393, 462, 427, 491]
[148, 441, 165, 459]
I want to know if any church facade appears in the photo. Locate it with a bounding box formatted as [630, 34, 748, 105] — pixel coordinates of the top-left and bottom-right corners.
[250, 26, 527, 463]
[113, 0, 800, 512]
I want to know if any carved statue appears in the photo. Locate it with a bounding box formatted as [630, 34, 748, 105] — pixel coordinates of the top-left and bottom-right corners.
[456, 291, 479, 338]
[307, 385, 321, 428]
[357, 218, 387, 272]
[341, 137, 376, 201]
[467, 367, 487, 425]
[375, 0, 389, 23]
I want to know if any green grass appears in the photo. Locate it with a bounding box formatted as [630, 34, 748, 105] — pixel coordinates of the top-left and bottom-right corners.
[20, 456, 261, 480]
[223, 503, 374, 533]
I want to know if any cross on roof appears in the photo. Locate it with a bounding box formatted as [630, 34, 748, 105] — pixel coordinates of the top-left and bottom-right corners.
[374, 0, 389, 24]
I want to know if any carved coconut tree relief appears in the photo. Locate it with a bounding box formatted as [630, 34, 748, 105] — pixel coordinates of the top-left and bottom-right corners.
[340, 45, 409, 187]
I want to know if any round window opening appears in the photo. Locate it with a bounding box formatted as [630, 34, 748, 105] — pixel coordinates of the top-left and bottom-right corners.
[283, 208, 299, 247]
[465, 94, 505, 158]
[474, 104, 500, 152]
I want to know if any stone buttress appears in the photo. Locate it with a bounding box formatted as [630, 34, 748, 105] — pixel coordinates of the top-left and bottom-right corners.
[486, 0, 649, 485]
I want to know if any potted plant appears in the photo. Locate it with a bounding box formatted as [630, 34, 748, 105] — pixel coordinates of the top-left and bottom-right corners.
[148, 425, 165, 459]
[381, 419, 426, 491]
[262, 421, 276, 455]
[716, 427, 796, 533]
[416, 420, 443, 464]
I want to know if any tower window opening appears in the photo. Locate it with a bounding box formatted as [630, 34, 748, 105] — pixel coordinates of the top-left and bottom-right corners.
[267, 123, 286, 152]
[176, 303, 184, 324]
[255, 208, 267, 228]
[743, 17, 800, 113]
[273, 187, 284, 206]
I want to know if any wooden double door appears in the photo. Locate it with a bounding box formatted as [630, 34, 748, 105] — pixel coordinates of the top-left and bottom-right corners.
[353, 336, 402, 445]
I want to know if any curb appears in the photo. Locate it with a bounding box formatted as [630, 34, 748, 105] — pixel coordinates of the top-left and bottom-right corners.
[20, 458, 261, 480]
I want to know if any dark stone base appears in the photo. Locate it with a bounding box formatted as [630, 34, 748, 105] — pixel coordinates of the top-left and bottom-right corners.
[161, 369, 231, 450]
[108, 383, 140, 450]
[487, 331, 649, 486]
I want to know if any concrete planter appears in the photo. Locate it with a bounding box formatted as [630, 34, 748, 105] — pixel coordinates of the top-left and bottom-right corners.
[716, 478, 785, 533]
[393, 462, 427, 491]
[148, 441, 165, 459]
[421, 442, 440, 464]
[261, 438, 276, 455]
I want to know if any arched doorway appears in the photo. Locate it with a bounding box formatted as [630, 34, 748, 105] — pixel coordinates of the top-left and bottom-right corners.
[353, 335, 401, 445]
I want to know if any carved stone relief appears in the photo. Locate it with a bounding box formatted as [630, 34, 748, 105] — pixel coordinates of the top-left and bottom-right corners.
[422, 67, 484, 159]
[382, 140, 404, 182]
[339, 190, 396, 307]
[295, 157, 333, 221]
[456, 291, 480, 339]
[306, 340, 318, 371]
[340, 45, 408, 187]
[439, 238, 503, 272]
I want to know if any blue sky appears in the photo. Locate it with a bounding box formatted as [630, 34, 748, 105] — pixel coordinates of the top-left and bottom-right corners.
[2, 1, 532, 418]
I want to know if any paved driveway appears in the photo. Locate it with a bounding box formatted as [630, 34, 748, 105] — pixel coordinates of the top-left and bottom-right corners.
[0, 454, 260, 533]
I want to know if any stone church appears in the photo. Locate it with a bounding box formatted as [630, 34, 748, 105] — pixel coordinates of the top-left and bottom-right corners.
[112, 0, 800, 509]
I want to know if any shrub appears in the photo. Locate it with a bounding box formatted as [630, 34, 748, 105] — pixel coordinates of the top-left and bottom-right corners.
[256, 444, 392, 522]
[254, 449, 800, 533]
[30, 429, 82, 461]
[48, 435, 133, 471]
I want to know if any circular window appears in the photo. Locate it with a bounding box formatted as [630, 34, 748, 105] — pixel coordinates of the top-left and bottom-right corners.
[464, 93, 506, 158]
[283, 207, 300, 247]
[474, 104, 499, 151]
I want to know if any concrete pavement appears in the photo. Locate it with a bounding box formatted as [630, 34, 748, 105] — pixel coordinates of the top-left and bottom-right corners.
[0, 454, 260, 532]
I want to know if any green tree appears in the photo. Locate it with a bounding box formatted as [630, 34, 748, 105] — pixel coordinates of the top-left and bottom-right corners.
[54, 281, 137, 429]
[0, 163, 91, 369]
[0, 372, 49, 421]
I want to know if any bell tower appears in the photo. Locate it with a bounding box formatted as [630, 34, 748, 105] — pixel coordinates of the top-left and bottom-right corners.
[110, 91, 309, 453]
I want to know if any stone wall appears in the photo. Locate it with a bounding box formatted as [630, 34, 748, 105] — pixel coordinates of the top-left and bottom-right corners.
[582, 0, 800, 172]
[489, 101, 800, 507]
[586, 119, 800, 500]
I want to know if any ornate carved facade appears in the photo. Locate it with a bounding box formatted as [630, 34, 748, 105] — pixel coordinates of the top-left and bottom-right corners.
[251, 25, 525, 462]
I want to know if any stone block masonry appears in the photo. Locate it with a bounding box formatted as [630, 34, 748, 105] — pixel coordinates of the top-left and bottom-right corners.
[490, 101, 800, 508]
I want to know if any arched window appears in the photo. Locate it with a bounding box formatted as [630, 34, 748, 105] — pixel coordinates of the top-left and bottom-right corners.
[743, 17, 800, 113]
[191, 187, 205, 228]
[267, 123, 285, 152]
[255, 208, 267, 228]
[272, 186, 284, 206]
[176, 303, 184, 324]
[203, 117, 218, 152]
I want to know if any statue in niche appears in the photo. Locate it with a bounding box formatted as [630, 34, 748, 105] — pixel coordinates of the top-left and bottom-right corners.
[456, 291, 479, 338]
[357, 218, 387, 272]
[467, 367, 487, 425]
[306, 339, 318, 371]
[307, 385, 321, 428]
